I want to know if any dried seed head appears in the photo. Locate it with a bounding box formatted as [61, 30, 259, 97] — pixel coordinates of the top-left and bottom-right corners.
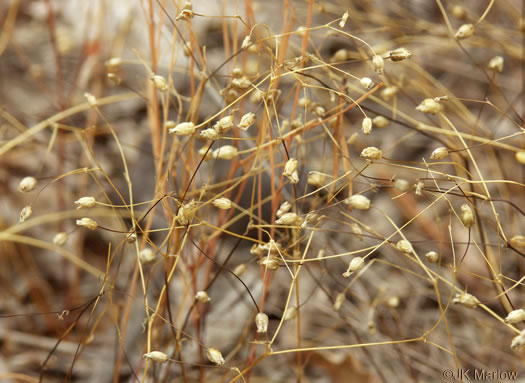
[307, 171, 326, 187]
[126, 232, 137, 243]
[511, 330, 525, 351]
[515, 151, 525, 164]
[387, 296, 400, 308]
[394, 178, 410, 192]
[176, 200, 196, 225]
[169, 122, 196, 136]
[241, 35, 252, 50]
[105, 57, 122, 71]
[84, 92, 97, 107]
[430, 147, 449, 160]
[233, 264, 247, 276]
[425, 251, 439, 263]
[213, 197, 232, 210]
[460, 203, 474, 227]
[302, 212, 321, 229]
[415, 180, 424, 196]
[505, 309, 525, 324]
[381, 85, 398, 100]
[74, 196, 96, 209]
[176, 2, 194, 21]
[200, 128, 219, 141]
[416, 98, 443, 114]
[214, 116, 234, 134]
[451, 5, 466, 19]
[276, 212, 302, 226]
[53, 232, 68, 246]
[313, 105, 326, 118]
[195, 291, 210, 303]
[339, 11, 349, 28]
[206, 348, 225, 366]
[19, 177, 37, 192]
[389, 47, 412, 62]
[396, 239, 413, 254]
[284, 306, 298, 321]
[510, 235, 525, 248]
[332, 48, 348, 62]
[297, 26, 307, 37]
[231, 77, 251, 90]
[139, 248, 156, 265]
[20, 206, 32, 223]
[452, 292, 479, 308]
[372, 115, 389, 129]
[276, 201, 292, 217]
[144, 351, 169, 363]
[76, 217, 98, 230]
[213, 145, 238, 160]
[345, 194, 371, 210]
[350, 223, 363, 240]
[333, 292, 345, 311]
[151, 74, 168, 92]
[455, 23, 474, 40]
[488, 56, 504, 73]
[255, 312, 269, 333]
[360, 146, 382, 160]
[343, 256, 365, 277]
[232, 67, 243, 77]
[372, 55, 384, 74]
[239, 112, 256, 130]
[361, 117, 372, 135]
[283, 158, 299, 184]
[360, 77, 374, 90]
[259, 255, 280, 270]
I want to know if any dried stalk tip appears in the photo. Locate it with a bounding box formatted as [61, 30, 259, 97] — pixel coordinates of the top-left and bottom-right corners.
[430, 147, 449, 160]
[372, 55, 384, 74]
[241, 35, 252, 50]
[333, 292, 345, 311]
[144, 351, 169, 363]
[53, 232, 68, 246]
[283, 158, 299, 184]
[20, 206, 32, 223]
[195, 291, 210, 303]
[255, 312, 269, 333]
[345, 194, 371, 210]
[19, 177, 37, 192]
[276, 201, 292, 217]
[388, 47, 412, 62]
[425, 251, 439, 263]
[206, 347, 225, 366]
[511, 330, 525, 351]
[505, 309, 525, 324]
[510, 235, 525, 248]
[168, 122, 196, 136]
[455, 23, 474, 40]
[360, 146, 382, 161]
[416, 98, 443, 114]
[213, 145, 238, 160]
[343, 256, 364, 277]
[488, 56, 504, 73]
[239, 112, 256, 130]
[212, 197, 232, 210]
[339, 11, 349, 28]
[361, 117, 372, 135]
[515, 151, 525, 165]
[396, 240, 413, 254]
[139, 248, 156, 265]
[76, 217, 98, 230]
[372, 116, 389, 129]
[74, 196, 96, 209]
[453, 292, 479, 309]
[460, 204, 474, 227]
[151, 74, 168, 92]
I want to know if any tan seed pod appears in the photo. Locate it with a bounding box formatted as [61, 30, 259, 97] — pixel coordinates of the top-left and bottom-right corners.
[425, 251, 439, 263]
[195, 291, 210, 303]
[314, 105, 326, 118]
[455, 23, 474, 40]
[510, 235, 525, 248]
[515, 151, 525, 164]
[372, 115, 389, 129]
[488, 56, 504, 73]
[387, 296, 400, 308]
[255, 312, 269, 333]
[360, 146, 382, 160]
[360, 77, 374, 90]
[372, 55, 384, 74]
[74, 196, 96, 209]
[239, 112, 256, 130]
[283, 158, 299, 184]
[241, 35, 252, 50]
[381, 85, 398, 100]
[84, 92, 97, 107]
[206, 347, 225, 366]
[53, 232, 68, 246]
[430, 147, 449, 160]
[345, 194, 371, 210]
[139, 248, 156, 265]
[105, 57, 122, 71]
[451, 5, 466, 19]
[276, 201, 292, 217]
[19, 177, 37, 192]
[213, 145, 238, 160]
[394, 178, 410, 192]
[126, 232, 137, 243]
[361, 117, 372, 135]
[452, 292, 479, 308]
[332, 48, 348, 62]
[505, 309, 525, 323]
[307, 172, 325, 187]
[460, 204, 474, 227]
[343, 256, 364, 278]
[151, 75, 168, 92]
[20, 206, 32, 223]
[276, 212, 302, 226]
[231, 77, 251, 89]
[416, 98, 443, 114]
[511, 330, 525, 351]
[396, 240, 413, 254]
[212, 197, 232, 210]
[176, 200, 196, 225]
[76, 217, 98, 230]
[389, 47, 412, 61]
[169, 122, 196, 136]
[200, 128, 219, 140]
[144, 351, 169, 363]
[233, 264, 247, 276]
[284, 306, 298, 321]
[339, 11, 349, 28]
[259, 255, 280, 270]
[333, 292, 345, 311]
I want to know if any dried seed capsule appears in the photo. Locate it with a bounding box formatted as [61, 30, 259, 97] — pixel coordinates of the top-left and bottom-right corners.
[455, 23, 474, 40]
[313, 105, 326, 118]
[511, 330, 525, 351]
[425, 251, 439, 263]
[360, 146, 382, 160]
[200, 128, 219, 140]
[214, 116, 234, 134]
[488, 56, 504, 73]
[84, 92, 97, 107]
[452, 292, 479, 308]
[144, 351, 169, 363]
[151, 74, 168, 92]
[283, 158, 299, 184]
[307, 172, 325, 187]
[361, 117, 372, 135]
[276, 201, 292, 217]
[126, 232, 137, 243]
[451, 5, 466, 19]
[74, 196, 96, 209]
[176, 200, 196, 225]
[332, 48, 348, 62]
[53, 232, 68, 246]
[76, 217, 98, 230]
[416, 98, 443, 114]
[333, 292, 345, 311]
[239, 112, 256, 130]
[231, 77, 251, 89]
[275, 212, 302, 226]
[505, 309, 525, 324]
[343, 256, 364, 277]
[168, 122, 196, 136]
[460, 204, 474, 227]
[283, 306, 297, 321]
[394, 178, 410, 192]
[213, 145, 238, 160]
[339, 11, 349, 28]
[241, 35, 252, 50]
[19, 177, 37, 192]
[387, 296, 400, 308]
[510, 235, 525, 248]
[233, 264, 247, 276]
[20, 206, 32, 223]
[259, 255, 280, 270]
[213, 197, 232, 210]
[195, 291, 211, 303]
[430, 147, 449, 160]
[372, 115, 389, 129]
[389, 47, 412, 61]
[345, 194, 371, 210]
[372, 55, 384, 74]
[360, 77, 374, 90]
[516, 151, 525, 165]
[255, 312, 269, 333]
[139, 248, 156, 265]
[396, 240, 413, 254]
[206, 348, 225, 366]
